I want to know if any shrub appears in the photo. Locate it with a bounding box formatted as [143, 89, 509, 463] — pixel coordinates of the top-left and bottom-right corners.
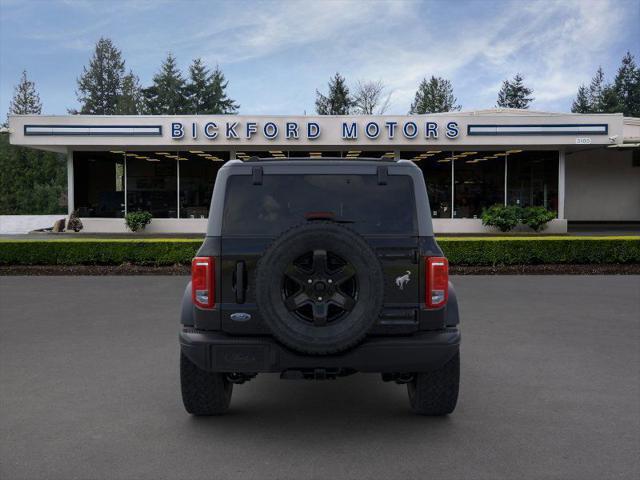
[521, 206, 556, 232]
[66, 210, 83, 232]
[481, 205, 520, 232]
[125, 211, 153, 232]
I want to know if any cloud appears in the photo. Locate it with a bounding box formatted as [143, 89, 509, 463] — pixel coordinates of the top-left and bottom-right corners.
[1, 0, 637, 115]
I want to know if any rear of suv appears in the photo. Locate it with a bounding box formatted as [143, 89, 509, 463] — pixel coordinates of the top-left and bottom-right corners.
[179, 158, 460, 416]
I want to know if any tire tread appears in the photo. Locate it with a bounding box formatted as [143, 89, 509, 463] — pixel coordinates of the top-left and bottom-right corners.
[180, 352, 232, 415]
[408, 352, 459, 416]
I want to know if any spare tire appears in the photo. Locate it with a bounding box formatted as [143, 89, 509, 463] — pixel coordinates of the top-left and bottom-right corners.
[255, 222, 384, 355]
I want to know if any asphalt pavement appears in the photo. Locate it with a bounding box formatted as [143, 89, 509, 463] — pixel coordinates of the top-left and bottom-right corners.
[1, 275, 639, 480]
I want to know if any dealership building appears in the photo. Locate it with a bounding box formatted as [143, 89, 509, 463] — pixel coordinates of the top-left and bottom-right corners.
[7, 109, 640, 233]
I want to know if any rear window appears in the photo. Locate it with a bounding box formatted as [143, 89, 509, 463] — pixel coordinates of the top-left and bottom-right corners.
[222, 174, 417, 235]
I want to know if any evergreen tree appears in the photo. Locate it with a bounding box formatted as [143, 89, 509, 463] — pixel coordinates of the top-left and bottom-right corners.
[207, 65, 239, 114]
[116, 71, 144, 115]
[496, 73, 534, 109]
[0, 135, 67, 215]
[409, 76, 460, 114]
[186, 58, 209, 114]
[571, 85, 591, 113]
[613, 51, 640, 117]
[143, 53, 188, 114]
[587, 66, 607, 112]
[75, 37, 126, 114]
[600, 84, 623, 113]
[315, 73, 353, 115]
[1, 72, 65, 214]
[185, 59, 239, 114]
[8, 70, 42, 116]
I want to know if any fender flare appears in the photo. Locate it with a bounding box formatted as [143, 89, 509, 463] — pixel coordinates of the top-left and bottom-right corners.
[180, 281, 195, 326]
[445, 281, 460, 326]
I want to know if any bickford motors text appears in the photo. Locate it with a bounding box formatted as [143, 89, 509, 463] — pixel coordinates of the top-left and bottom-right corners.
[171, 120, 461, 141]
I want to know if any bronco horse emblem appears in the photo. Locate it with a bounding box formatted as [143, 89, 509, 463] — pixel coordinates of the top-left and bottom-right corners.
[395, 271, 411, 290]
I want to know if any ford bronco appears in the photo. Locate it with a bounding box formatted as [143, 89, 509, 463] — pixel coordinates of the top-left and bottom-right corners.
[179, 157, 460, 415]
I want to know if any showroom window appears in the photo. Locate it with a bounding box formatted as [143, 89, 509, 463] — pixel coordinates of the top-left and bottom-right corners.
[74, 151, 226, 219]
[73, 151, 125, 218]
[507, 150, 558, 212]
[178, 151, 227, 218]
[126, 153, 177, 218]
[401, 150, 453, 218]
[453, 151, 505, 219]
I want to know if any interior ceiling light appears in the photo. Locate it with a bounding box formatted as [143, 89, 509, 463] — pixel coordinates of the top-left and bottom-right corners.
[427, 150, 442, 154]
[189, 150, 204, 154]
[155, 152, 170, 155]
[135, 156, 148, 159]
[125, 153, 137, 157]
[437, 159, 451, 163]
[507, 150, 523, 154]
[146, 158, 160, 162]
[495, 153, 507, 156]
[269, 150, 283, 154]
[110, 150, 125, 154]
[347, 150, 361, 154]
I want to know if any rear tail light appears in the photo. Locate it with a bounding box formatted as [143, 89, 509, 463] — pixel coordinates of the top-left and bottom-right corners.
[425, 256, 449, 308]
[192, 256, 215, 309]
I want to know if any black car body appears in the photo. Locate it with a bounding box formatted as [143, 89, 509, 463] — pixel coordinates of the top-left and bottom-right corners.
[180, 158, 460, 415]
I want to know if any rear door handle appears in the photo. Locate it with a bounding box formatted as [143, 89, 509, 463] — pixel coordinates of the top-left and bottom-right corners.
[234, 261, 246, 304]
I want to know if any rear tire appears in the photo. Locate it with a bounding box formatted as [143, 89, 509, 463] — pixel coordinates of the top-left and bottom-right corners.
[407, 352, 459, 416]
[180, 352, 233, 415]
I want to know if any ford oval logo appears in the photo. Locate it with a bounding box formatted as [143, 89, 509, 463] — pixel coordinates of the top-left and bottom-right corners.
[230, 312, 252, 322]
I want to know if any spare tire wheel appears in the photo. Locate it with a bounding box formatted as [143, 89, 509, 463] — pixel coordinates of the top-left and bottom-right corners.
[255, 222, 384, 355]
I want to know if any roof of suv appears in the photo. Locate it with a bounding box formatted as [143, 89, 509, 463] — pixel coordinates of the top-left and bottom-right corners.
[224, 158, 417, 168]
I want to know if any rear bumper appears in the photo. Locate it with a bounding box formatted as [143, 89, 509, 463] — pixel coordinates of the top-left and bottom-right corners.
[179, 328, 460, 373]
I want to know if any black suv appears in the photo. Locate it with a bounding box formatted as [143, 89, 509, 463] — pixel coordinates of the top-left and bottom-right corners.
[179, 158, 460, 415]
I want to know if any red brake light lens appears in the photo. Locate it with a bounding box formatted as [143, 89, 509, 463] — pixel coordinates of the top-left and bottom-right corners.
[426, 256, 448, 308]
[192, 257, 215, 309]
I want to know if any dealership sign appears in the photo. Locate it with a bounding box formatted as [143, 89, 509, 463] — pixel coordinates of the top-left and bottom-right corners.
[170, 120, 461, 141]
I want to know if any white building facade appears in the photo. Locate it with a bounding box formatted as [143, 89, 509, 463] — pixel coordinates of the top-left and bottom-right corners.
[8, 109, 640, 233]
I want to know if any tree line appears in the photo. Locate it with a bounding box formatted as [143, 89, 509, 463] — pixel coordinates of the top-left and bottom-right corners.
[1, 37, 639, 216]
[4, 36, 639, 119]
[570, 52, 640, 116]
[71, 37, 239, 115]
[314, 52, 638, 116]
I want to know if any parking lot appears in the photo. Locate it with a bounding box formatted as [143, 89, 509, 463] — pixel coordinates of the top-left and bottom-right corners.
[1, 275, 638, 480]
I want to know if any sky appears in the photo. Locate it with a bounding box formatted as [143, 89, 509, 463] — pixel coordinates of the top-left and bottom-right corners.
[0, 0, 638, 117]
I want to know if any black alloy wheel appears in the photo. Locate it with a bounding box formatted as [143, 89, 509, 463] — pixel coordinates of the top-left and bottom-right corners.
[282, 249, 357, 326]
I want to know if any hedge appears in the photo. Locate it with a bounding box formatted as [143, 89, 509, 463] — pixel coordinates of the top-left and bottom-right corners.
[438, 236, 640, 266]
[0, 239, 201, 266]
[0, 237, 638, 266]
